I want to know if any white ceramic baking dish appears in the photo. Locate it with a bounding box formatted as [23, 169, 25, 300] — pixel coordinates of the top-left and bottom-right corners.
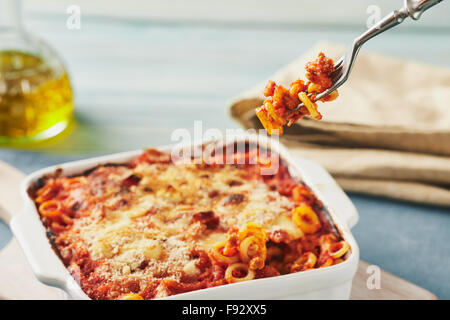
[11, 133, 359, 300]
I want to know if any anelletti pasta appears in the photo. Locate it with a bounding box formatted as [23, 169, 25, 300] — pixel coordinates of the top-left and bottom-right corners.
[29, 145, 350, 300]
[256, 52, 339, 135]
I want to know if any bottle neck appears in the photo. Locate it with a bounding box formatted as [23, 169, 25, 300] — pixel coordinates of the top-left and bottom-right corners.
[0, 0, 22, 31]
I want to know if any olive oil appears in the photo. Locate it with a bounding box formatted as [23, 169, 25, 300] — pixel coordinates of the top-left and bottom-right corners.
[0, 50, 73, 143]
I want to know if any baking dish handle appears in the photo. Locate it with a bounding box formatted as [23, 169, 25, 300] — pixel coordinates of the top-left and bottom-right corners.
[10, 205, 70, 290]
[293, 157, 359, 229]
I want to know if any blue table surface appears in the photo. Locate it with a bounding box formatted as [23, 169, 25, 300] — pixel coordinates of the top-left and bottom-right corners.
[0, 12, 449, 299]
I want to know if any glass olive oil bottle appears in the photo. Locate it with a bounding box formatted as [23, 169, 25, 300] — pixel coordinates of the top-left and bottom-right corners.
[0, 0, 73, 145]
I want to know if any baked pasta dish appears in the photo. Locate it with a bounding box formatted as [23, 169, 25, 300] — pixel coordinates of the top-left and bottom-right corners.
[29, 144, 350, 300]
[256, 52, 338, 135]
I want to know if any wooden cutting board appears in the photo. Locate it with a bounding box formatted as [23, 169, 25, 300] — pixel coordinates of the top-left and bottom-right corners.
[0, 160, 437, 300]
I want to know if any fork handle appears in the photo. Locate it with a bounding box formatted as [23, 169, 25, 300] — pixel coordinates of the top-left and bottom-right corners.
[339, 9, 409, 88]
[356, 10, 407, 46]
[356, 0, 442, 46]
[405, 0, 443, 20]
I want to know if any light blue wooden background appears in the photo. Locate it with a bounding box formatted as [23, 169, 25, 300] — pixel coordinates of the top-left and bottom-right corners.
[1, 1, 449, 299]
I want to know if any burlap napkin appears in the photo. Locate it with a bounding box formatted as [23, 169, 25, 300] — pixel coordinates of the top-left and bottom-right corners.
[229, 42, 450, 206]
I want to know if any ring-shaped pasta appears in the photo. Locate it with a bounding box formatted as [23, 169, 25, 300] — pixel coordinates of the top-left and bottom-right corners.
[35, 185, 47, 197]
[292, 205, 321, 234]
[319, 234, 338, 246]
[292, 185, 310, 203]
[265, 100, 285, 126]
[209, 243, 240, 265]
[225, 263, 255, 283]
[293, 252, 317, 271]
[60, 213, 73, 225]
[319, 257, 334, 268]
[319, 234, 337, 252]
[320, 90, 339, 102]
[298, 92, 322, 120]
[64, 177, 86, 188]
[307, 83, 321, 93]
[239, 236, 265, 263]
[238, 222, 267, 243]
[120, 293, 144, 300]
[256, 107, 283, 136]
[39, 200, 62, 218]
[328, 241, 350, 259]
[35, 186, 55, 203]
[248, 256, 265, 271]
[289, 80, 306, 97]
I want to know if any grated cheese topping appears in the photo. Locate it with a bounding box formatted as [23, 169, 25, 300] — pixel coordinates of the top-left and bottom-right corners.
[42, 158, 305, 298]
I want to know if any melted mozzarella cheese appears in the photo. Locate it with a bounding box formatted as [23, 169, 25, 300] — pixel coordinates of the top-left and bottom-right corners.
[66, 160, 302, 288]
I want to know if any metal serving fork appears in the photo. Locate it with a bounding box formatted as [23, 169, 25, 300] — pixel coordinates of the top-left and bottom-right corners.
[295, 0, 443, 109]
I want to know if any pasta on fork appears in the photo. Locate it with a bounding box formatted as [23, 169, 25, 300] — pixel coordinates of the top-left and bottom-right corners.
[256, 52, 338, 135]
